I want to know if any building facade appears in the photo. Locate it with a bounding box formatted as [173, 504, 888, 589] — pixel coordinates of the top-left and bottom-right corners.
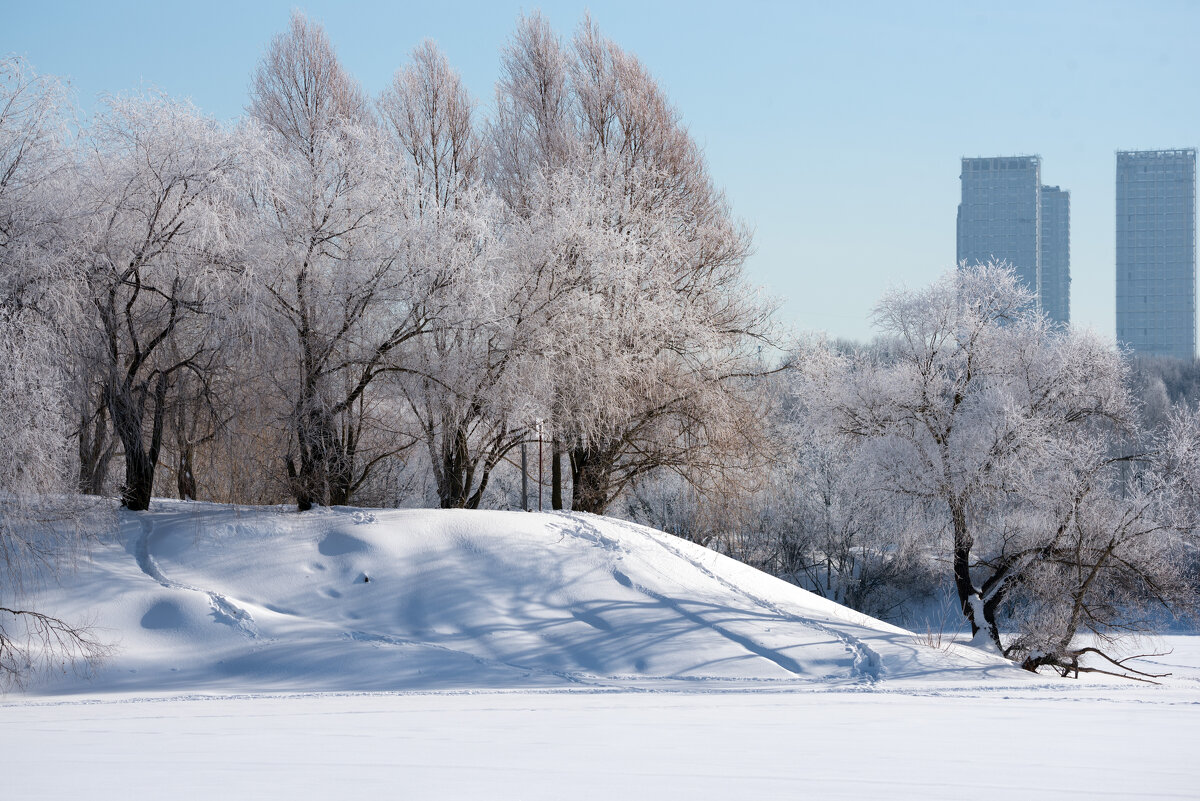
[1039, 185, 1071, 325]
[1115, 149, 1197, 360]
[957, 156, 1042, 302]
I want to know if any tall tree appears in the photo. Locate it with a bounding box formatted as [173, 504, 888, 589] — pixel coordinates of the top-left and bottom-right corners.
[0, 59, 108, 687]
[489, 15, 776, 514]
[817, 263, 1200, 676]
[75, 93, 248, 511]
[378, 40, 479, 210]
[0, 56, 73, 308]
[248, 12, 440, 510]
[379, 42, 520, 508]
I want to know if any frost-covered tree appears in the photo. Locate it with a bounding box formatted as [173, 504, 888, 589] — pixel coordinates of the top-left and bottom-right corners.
[814, 264, 1200, 676]
[378, 42, 533, 509]
[73, 93, 250, 511]
[993, 406, 1200, 677]
[489, 12, 575, 217]
[5, 13, 783, 522]
[489, 14, 777, 514]
[388, 187, 525, 509]
[0, 58, 111, 496]
[0, 59, 109, 685]
[378, 40, 480, 210]
[0, 312, 111, 688]
[625, 363, 938, 621]
[248, 13, 446, 510]
[0, 57, 73, 308]
[757, 382, 938, 619]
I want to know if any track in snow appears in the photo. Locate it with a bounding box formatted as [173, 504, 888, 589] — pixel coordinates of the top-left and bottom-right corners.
[554, 513, 881, 683]
[131, 516, 259, 638]
[608, 517, 884, 683]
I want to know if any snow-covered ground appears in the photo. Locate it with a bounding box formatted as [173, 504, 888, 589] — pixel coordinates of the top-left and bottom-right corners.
[4, 502, 1198, 798]
[8, 678, 1200, 800]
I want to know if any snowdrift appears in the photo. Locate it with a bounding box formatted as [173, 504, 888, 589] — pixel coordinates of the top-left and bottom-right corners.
[17, 502, 1027, 694]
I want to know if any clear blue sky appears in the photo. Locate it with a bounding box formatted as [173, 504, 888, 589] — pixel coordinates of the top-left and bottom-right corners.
[6, 0, 1199, 342]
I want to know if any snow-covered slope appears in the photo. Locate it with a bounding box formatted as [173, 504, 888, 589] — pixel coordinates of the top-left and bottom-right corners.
[20, 501, 1028, 695]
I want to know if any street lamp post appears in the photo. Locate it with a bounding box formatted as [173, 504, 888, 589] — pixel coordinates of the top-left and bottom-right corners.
[536, 419, 544, 512]
[520, 441, 528, 511]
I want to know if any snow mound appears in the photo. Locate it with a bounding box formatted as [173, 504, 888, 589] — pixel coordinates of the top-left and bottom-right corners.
[19, 502, 1028, 695]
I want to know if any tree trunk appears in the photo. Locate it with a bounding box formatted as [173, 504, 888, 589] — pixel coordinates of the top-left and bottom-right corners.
[292, 407, 329, 511]
[78, 405, 116, 495]
[286, 456, 313, 512]
[327, 447, 353, 506]
[951, 503, 980, 633]
[950, 502, 1004, 651]
[464, 470, 491, 510]
[436, 423, 470, 508]
[327, 401, 364, 507]
[109, 373, 168, 512]
[122, 447, 156, 512]
[551, 437, 564, 510]
[570, 445, 613, 515]
[291, 401, 353, 511]
[176, 443, 197, 501]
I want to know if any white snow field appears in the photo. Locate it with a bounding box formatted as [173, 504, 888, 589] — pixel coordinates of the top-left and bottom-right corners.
[4, 501, 1199, 799]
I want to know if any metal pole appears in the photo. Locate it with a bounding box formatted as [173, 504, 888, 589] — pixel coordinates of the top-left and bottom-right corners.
[537, 422, 544, 512]
[520, 442, 528, 511]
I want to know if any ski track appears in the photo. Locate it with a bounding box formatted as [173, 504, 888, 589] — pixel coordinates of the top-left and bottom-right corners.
[131, 516, 259, 639]
[551, 513, 880, 683]
[596, 514, 882, 683]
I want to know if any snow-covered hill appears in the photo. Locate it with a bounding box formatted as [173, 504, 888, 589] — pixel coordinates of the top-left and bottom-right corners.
[10, 502, 1200, 800]
[18, 500, 1027, 695]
